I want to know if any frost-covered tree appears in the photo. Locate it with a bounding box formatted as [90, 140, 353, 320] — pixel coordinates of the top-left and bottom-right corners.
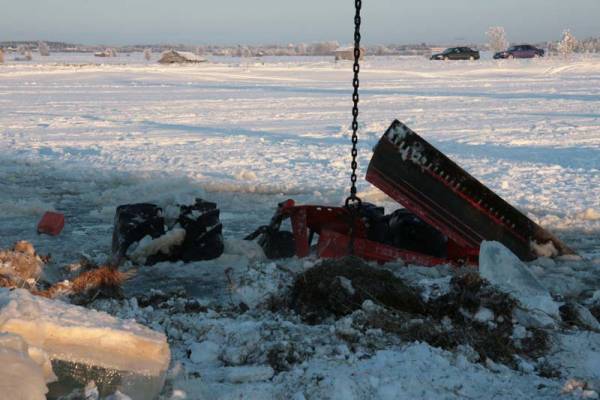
[143, 48, 152, 61]
[235, 45, 251, 57]
[486, 26, 508, 53]
[38, 41, 50, 56]
[295, 43, 307, 56]
[558, 29, 578, 57]
[309, 41, 340, 55]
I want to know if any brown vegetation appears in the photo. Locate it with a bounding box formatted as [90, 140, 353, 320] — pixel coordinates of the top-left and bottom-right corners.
[289, 257, 550, 369]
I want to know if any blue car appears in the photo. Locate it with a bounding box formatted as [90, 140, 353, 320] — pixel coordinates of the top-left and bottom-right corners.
[494, 44, 544, 59]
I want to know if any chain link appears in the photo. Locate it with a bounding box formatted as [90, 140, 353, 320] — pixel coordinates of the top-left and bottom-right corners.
[345, 0, 362, 209]
[345, 0, 363, 255]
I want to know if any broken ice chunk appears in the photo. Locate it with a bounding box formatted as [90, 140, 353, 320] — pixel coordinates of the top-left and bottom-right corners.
[479, 241, 560, 319]
[0, 332, 53, 400]
[0, 288, 170, 399]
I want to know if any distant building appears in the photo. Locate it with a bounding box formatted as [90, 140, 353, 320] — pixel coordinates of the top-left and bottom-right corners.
[334, 46, 365, 61]
[94, 48, 117, 57]
[158, 50, 207, 64]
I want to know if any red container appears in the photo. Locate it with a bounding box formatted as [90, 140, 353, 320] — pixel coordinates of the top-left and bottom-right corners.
[37, 212, 65, 236]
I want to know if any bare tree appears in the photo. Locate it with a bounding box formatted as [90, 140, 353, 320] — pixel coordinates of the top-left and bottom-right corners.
[486, 26, 508, 53]
[143, 48, 152, 61]
[295, 43, 307, 55]
[309, 41, 340, 56]
[0, 48, 4, 64]
[558, 29, 578, 58]
[38, 41, 50, 56]
[106, 48, 117, 57]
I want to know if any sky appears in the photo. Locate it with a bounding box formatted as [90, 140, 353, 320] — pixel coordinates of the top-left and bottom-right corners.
[2, 0, 600, 45]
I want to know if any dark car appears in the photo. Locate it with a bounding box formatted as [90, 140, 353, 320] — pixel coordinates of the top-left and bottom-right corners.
[430, 47, 480, 60]
[494, 44, 544, 59]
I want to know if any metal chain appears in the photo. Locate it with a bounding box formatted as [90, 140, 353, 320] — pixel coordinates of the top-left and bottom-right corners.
[345, 0, 362, 209]
[345, 0, 363, 255]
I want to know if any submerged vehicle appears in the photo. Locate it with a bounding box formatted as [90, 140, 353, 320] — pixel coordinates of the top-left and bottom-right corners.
[430, 47, 480, 60]
[494, 44, 545, 59]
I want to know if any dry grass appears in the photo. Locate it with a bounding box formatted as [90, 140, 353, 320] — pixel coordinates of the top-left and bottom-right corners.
[36, 266, 129, 302]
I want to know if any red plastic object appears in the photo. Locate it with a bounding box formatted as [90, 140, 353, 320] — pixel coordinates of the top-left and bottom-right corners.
[37, 212, 65, 236]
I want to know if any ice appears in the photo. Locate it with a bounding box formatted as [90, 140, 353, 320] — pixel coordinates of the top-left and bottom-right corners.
[580, 208, 600, 221]
[474, 307, 495, 323]
[0, 288, 170, 399]
[1, 54, 599, 399]
[0, 332, 53, 400]
[105, 391, 133, 400]
[551, 332, 600, 382]
[222, 365, 275, 383]
[189, 340, 221, 366]
[479, 241, 560, 319]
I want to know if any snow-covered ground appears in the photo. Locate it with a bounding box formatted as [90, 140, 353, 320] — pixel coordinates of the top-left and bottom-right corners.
[1, 53, 600, 399]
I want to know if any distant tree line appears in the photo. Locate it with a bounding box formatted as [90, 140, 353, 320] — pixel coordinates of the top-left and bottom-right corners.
[2, 35, 600, 60]
[484, 27, 600, 56]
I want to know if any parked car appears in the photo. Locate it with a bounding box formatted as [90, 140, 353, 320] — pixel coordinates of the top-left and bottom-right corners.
[430, 47, 480, 60]
[493, 44, 544, 59]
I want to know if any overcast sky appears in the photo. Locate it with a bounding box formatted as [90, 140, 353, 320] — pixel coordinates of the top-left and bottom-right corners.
[3, 0, 600, 45]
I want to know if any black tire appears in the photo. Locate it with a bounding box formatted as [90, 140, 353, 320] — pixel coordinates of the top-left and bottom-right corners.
[262, 230, 296, 259]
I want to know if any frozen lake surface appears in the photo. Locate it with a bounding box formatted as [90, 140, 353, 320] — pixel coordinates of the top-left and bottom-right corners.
[1, 53, 600, 399]
[1, 54, 599, 263]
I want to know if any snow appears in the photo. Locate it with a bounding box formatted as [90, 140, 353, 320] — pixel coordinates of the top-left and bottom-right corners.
[189, 340, 221, 365]
[474, 307, 495, 323]
[581, 208, 600, 221]
[1, 53, 600, 399]
[531, 240, 559, 258]
[128, 227, 186, 264]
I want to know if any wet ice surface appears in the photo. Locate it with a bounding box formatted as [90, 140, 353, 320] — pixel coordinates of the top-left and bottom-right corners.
[1, 54, 600, 399]
[1, 55, 599, 267]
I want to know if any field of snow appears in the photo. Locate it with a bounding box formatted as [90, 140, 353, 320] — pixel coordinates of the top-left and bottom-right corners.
[1, 53, 600, 399]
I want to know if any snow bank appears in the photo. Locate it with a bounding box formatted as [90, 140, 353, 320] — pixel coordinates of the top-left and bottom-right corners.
[479, 241, 560, 319]
[0, 288, 170, 376]
[551, 332, 600, 382]
[290, 342, 557, 400]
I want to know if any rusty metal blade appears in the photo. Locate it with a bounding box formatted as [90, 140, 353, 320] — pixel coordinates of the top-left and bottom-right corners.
[366, 120, 576, 261]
